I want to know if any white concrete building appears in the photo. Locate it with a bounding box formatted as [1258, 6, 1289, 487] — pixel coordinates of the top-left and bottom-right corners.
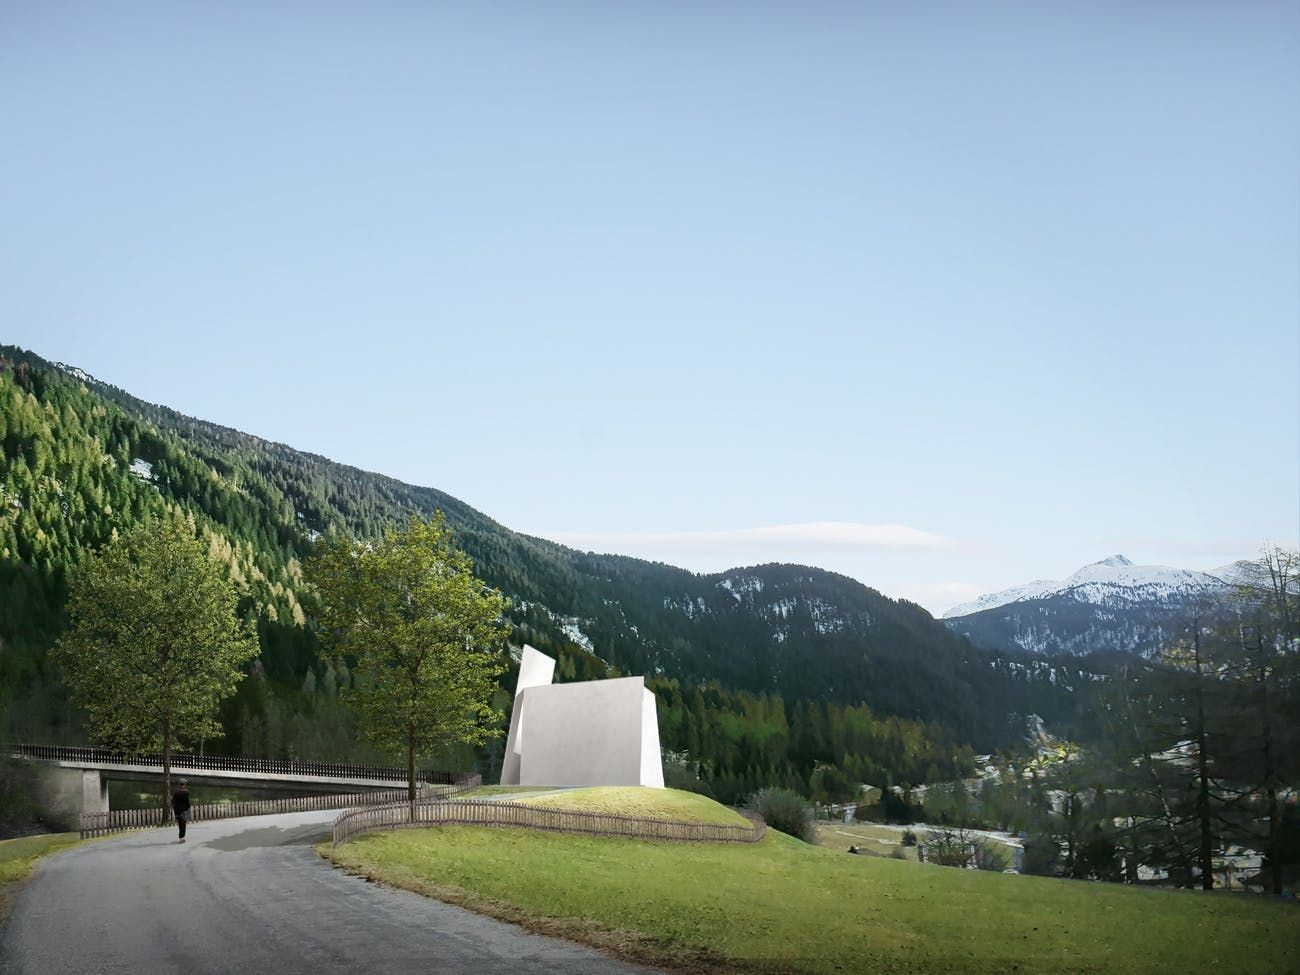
[499, 645, 665, 788]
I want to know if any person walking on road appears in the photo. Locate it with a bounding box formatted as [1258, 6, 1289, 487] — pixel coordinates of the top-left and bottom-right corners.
[172, 779, 191, 843]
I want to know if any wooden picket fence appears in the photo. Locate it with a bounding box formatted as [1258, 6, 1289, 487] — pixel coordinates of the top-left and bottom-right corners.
[79, 773, 482, 839]
[331, 796, 767, 847]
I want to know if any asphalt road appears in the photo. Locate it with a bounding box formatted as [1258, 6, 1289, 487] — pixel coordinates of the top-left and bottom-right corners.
[0, 809, 660, 975]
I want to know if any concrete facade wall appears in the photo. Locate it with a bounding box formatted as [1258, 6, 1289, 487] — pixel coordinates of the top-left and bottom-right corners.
[500, 646, 556, 787]
[499, 645, 665, 788]
[639, 688, 665, 788]
[516, 677, 647, 787]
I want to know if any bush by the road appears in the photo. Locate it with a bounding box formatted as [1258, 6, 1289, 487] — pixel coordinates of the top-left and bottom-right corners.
[750, 787, 813, 842]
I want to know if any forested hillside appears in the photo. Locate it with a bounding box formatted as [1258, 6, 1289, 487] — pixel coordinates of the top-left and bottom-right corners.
[0, 344, 1097, 802]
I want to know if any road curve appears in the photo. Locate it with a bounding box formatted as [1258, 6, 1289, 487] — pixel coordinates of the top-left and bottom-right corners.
[0, 809, 660, 975]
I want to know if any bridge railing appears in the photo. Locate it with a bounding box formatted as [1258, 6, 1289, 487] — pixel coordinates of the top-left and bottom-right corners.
[331, 795, 767, 847]
[13, 743, 453, 783]
[79, 774, 482, 840]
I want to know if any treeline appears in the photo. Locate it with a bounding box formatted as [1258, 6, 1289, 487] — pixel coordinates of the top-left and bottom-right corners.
[654, 682, 977, 805]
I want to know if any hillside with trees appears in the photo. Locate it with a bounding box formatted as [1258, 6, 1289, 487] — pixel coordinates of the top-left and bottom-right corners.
[0, 344, 1095, 802]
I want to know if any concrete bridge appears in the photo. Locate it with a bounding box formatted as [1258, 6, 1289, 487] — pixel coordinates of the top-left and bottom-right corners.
[11, 744, 444, 830]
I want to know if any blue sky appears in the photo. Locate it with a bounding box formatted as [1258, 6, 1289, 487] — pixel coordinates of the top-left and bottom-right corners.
[4, 2, 1297, 613]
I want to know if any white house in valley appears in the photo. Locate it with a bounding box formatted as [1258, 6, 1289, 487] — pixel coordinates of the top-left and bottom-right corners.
[499, 644, 664, 788]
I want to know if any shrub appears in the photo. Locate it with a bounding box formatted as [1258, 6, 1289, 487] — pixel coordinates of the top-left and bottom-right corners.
[750, 787, 814, 843]
[890, 846, 909, 860]
[901, 828, 918, 847]
[973, 838, 1010, 872]
[1021, 834, 1061, 877]
[878, 788, 926, 824]
[923, 827, 975, 868]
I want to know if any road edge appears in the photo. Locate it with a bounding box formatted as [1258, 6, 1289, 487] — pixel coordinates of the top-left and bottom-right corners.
[315, 837, 737, 975]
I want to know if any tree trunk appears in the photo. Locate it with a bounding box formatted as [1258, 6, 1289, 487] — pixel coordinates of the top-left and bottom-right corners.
[1195, 738, 1212, 890]
[1192, 626, 1214, 891]
[162, 715, 173, 826]
[1266, 783, 1281, 895]
[1255, 634, 1283, 896]
[1064, 793, 1078, 878]
[408, 726, 417, 823]
[1124, 818, 1139, 884]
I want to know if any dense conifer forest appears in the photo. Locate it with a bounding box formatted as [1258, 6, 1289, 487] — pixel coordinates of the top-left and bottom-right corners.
[0, 344, 1099, 802]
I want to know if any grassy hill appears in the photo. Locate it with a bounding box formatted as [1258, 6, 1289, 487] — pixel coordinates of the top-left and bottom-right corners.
[519, 785, 751, 826]
[323, 817, 1298, 975]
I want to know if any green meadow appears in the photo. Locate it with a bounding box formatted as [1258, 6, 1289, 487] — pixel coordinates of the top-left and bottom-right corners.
[322, 788, 1298, 975]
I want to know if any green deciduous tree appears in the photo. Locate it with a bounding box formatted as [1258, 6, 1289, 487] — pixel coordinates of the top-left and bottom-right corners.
[53, 519, 258, 819]
[307, 513, 510, 809]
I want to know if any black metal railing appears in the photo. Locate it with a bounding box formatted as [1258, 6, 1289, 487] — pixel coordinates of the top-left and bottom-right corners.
[12, 743, 456, 784]
[80, 774, 483, 840]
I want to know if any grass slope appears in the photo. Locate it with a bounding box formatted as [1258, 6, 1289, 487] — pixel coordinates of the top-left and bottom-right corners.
[0, 833, 83, 923]
[323, 826, 1298, 975]
[0, 833, 81, 886]
[460, 786, 564, 798]
[519, 786, 750, 827]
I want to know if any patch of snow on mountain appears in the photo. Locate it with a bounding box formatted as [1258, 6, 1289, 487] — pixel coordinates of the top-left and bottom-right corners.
[716, 574, 764, 602]
[806, 597, 846, 634]
[761, 597, 797, 621]
[662, 596, 710, 620]
[129, 458, 154, 481]
[558, 619, 595, 653]
[54, 362, 96, 384]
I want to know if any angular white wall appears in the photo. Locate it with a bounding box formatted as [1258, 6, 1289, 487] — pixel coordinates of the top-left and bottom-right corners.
[499, 645, 664, 788]
[639, 687, 665, 788]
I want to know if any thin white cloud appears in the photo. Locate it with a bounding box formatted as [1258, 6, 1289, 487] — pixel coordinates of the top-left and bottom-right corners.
[893, 580, 986, 611]
[532, 521, 954, 556]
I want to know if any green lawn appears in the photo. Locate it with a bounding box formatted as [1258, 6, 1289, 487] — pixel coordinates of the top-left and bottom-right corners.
[0, 833, 82, 886]
[518, 786, 751, 827]
[458, 785, 566, 798]
[1, 832, 86, 921]
[322, 821, 1298, 975]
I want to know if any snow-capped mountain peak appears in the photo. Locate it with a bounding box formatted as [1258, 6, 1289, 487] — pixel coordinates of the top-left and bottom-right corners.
[943, 555, 1227, 620]
[1094, 554, 1133, 568]
[941, 554, 1246, 657]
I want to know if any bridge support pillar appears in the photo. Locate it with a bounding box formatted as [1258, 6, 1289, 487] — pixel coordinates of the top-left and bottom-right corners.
[24, 762, 106, 831]
[82, 769, 109, 815]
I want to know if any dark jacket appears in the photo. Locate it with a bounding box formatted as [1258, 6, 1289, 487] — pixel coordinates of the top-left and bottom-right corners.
[171, 788, 191, 817]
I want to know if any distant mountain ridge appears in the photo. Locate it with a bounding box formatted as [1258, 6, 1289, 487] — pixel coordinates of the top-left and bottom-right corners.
[942, 554, 1242, 657]
[943, 555, 1232, 618]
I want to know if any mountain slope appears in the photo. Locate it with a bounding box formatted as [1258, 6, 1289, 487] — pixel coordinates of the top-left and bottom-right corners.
[0, 345, 1091, 794]
[943, 555, 1232, 656]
